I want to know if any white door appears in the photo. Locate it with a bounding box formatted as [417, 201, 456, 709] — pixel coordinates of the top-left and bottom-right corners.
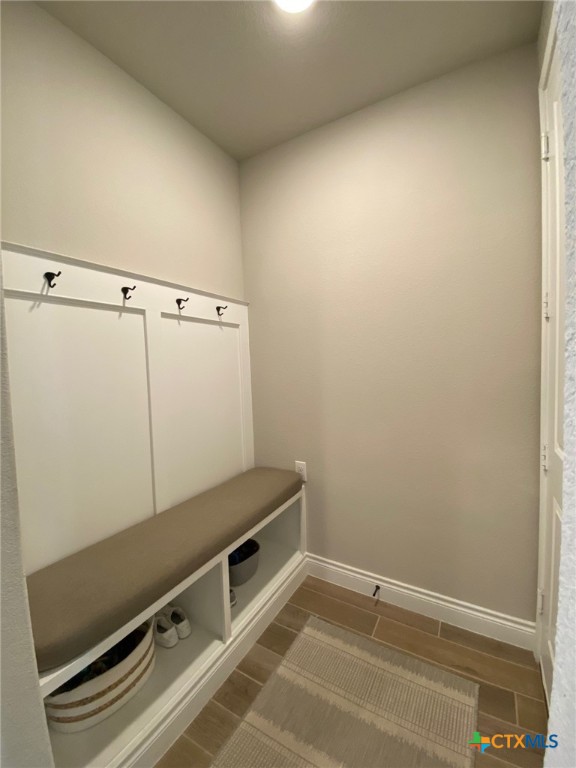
[536, 40, 565, 702]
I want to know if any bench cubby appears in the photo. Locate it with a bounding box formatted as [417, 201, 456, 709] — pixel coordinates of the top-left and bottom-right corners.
[231, 499, 304, 634]
[41, 485, 306, 768]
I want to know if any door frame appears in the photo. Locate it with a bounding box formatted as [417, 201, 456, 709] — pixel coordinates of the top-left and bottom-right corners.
[535, 13, 563, 703]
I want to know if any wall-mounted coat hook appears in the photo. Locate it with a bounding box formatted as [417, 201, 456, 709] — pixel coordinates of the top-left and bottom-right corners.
[176, 298, 189, 310]
[121, 286, 136, 300]
[44, 271, 62, 289]
[216, 305, 228, 317]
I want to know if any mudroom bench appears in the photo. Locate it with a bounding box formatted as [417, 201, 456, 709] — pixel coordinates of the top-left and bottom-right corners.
[28, 467, 306, 768]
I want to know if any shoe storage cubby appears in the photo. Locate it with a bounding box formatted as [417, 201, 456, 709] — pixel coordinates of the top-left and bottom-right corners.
[43, 494, 306, 768]
[48, 561, 228, 768]
[231, 499, 304, 634]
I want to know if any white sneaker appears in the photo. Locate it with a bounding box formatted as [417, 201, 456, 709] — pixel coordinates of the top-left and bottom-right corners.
[153, 614, 179, 648]
[160, 604, 192, 639]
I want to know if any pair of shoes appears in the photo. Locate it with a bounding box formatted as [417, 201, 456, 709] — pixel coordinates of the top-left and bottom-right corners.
[153, 604, 191, 648]
[229, 589, 237, 608]
[153, 615, 179, 648]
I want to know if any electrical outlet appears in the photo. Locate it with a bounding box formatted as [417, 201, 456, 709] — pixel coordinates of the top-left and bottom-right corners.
[295, 461, 307, 482]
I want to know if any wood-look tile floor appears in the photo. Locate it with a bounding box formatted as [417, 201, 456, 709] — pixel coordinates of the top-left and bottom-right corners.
[156, 576, 548, 768]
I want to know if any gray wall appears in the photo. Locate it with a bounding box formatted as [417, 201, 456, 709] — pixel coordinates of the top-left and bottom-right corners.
[546, 1, 576, 763]
[241, 45, 542, 621]
[1, 2, 244, 298]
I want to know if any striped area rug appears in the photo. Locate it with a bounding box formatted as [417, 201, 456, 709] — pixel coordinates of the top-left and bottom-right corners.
[213, 616, 478, 768]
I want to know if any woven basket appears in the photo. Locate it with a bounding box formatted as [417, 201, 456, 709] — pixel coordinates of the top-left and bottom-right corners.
[45, 621, 155, 733]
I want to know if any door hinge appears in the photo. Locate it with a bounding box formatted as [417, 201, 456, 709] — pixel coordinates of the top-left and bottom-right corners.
[541, 133, 550, 162]
[537, 590, 545, 616]
[543, 292, 550, 321]
[542, 444, 549, 473]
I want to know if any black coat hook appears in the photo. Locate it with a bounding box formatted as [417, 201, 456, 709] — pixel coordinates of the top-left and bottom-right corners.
[176, 298, 189, 310]
[121, 286, 136, 300]
[44, 271, 62, 289]
[216, 305, 228, 317]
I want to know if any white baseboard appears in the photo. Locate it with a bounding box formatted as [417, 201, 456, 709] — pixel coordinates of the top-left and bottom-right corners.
[306, 554, 536, 652]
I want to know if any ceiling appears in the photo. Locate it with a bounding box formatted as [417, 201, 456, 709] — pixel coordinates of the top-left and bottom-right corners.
[40, 1, 542, 160]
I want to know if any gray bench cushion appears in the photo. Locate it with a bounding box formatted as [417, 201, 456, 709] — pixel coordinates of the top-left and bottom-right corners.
[27, 468, 302, 672]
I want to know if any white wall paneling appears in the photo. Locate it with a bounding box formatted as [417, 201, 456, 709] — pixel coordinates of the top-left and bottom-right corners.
[1, 243, 254, 572]
[0, 242, 282, 768]
[4, 294, 155, 573]
[149, 314, 245, 510]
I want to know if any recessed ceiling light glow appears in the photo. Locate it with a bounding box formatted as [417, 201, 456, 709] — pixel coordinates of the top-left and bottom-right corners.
[273, 0, 315, 14]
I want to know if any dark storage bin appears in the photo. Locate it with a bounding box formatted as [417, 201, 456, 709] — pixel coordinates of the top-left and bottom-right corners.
[228, 539, 260, 586]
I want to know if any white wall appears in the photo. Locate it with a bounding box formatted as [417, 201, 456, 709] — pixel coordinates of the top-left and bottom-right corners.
[1, 2, 244, 298]
[241, 44, 541, 621]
